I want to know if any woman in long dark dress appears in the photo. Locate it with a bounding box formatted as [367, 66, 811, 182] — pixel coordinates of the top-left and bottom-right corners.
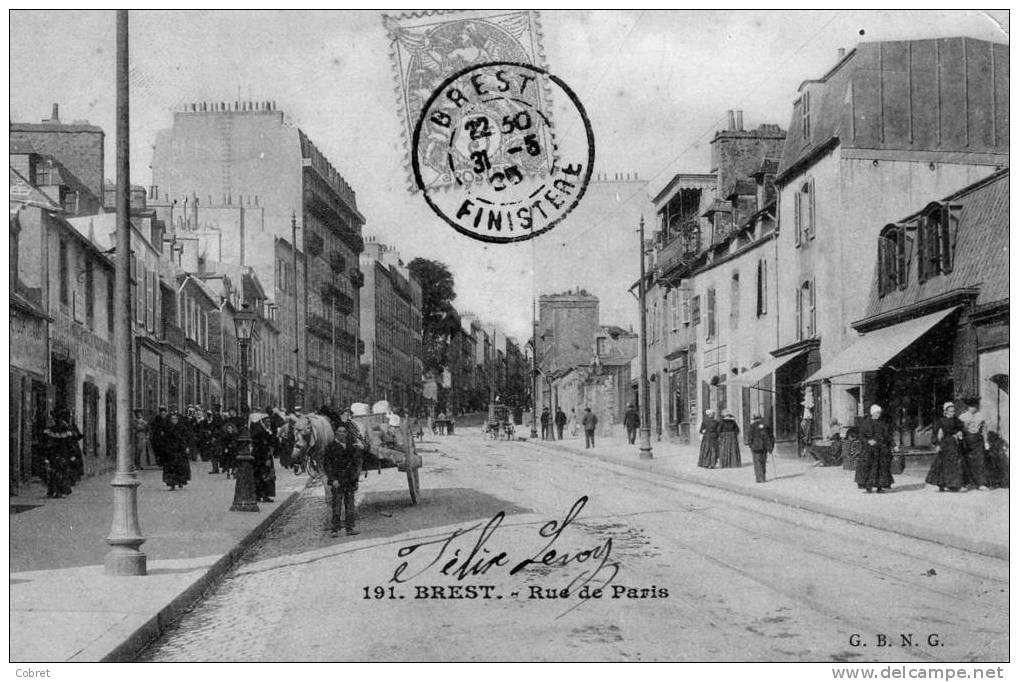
[717, 412, 742, 468]
[855, 404, 895, 493]
[42, 408, 79, 498]
[697, 409, 720, 468]
[161, 412, 192, 490]
[251, 414, 277, 503]
[220, 420, 239, 478]
[925, 402, 966, 492]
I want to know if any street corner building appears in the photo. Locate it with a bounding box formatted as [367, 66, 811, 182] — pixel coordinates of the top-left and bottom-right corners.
[643, 37, 1008, 455]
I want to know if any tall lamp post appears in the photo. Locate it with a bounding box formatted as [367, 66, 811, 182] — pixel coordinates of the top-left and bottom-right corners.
[105, 9, 146, 575]
[530, 299, 539, 439]
[230, 304, 259, 512]
[637, 216, 654, 460]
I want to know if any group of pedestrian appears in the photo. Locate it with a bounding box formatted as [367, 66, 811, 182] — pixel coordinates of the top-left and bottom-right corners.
[540, 406, 589, 442]
[923, 398, 1005, 493]
[432, 411, 455, 435]
[698, 410, 749, 466]
[133, 403, 291, 500]
[691, 395, 1007, 493]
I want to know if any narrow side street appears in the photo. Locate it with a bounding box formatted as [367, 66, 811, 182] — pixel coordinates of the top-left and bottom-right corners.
[140, 428, 1008, 662]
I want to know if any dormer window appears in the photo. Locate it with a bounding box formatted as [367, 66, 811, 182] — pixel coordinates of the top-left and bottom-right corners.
[878, 223, 908, 297]
[917, 202, 957, 282]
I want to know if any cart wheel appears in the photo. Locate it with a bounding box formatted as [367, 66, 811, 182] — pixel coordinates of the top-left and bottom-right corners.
[406, 465, 420, 505]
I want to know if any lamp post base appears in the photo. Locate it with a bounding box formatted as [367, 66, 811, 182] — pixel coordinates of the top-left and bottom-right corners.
[104, 473, 147, 575]
[230, 453, 260, 513]
[638, 427, 654, 460]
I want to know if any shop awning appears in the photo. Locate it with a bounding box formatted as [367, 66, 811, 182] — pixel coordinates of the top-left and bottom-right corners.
[804, 307, 958, 384]
[731, 350, 809, 387]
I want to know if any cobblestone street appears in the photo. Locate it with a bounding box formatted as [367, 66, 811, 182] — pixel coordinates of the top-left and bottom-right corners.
[139, 429, 1008, 662]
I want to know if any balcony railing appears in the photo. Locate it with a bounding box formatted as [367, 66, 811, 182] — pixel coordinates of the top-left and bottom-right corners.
[305, 231, 324, 258]
[656, 221, 701, 280]
[161, 323, 186, 348]
[349, 270, 365, 289]
[328, 251, 346, 274]
[337, 227, 363, 254]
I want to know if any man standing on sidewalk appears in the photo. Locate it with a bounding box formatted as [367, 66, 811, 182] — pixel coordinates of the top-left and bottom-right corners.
[540, 407, 551, 440]
[554, 406, 567, 440]
[323, 407, 365, 537]
[747, 413, 774, 483]
[582, 407, 598, 449]
[623, 403, 640, 445]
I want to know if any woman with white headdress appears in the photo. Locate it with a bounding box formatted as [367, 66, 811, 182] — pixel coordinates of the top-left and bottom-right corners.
[717, 411, 742, 468]
[855, 404, 895, 493]
[925, 401, 966, 492]
[697, 409, 720, 468]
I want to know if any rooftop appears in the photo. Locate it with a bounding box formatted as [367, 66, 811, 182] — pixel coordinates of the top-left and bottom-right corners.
[777, 38, 1009, 183]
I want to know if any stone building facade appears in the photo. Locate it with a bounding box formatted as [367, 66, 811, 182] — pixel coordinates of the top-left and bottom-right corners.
[151, 101, 365, 407]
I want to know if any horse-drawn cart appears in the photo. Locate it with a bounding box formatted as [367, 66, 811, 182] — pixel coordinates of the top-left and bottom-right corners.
[354, 414, 422, 505]
[293, 412, 423, 505]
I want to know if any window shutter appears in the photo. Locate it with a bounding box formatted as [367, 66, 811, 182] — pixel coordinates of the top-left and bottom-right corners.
[706, 288, 716, 338]
[809, 278, 817, 337]
[877, 239, 886, 297]
[807, 178, 816, 239]
[793, 189, 801, 246]
[692, 295, 700, 325]
[896, 225, 907, 290]
[928, 212, 942, 274]
[795, 284, 802, 341]
[916, 217, 926, 283]
[941, 208, 954, 274]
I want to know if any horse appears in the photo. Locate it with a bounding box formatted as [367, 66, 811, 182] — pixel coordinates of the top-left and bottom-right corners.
[290, 413, 335, 479]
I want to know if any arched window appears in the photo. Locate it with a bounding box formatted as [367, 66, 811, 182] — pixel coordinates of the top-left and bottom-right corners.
[918, 202, 956, 282]
[796, 278, 816, 340]
[878, 223, 907, 296]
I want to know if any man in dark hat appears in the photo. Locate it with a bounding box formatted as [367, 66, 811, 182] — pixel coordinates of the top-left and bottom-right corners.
[582, 407, 598, 448]
[323, 406, 366, 537]
[623, 403, 640, 444]
[747, 413, 775, 483]
[554, 406, 567, 441]
[150, 406, 169, 467]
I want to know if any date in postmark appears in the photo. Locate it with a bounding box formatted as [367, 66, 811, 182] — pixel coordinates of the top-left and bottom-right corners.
[411, 61, 594, 243]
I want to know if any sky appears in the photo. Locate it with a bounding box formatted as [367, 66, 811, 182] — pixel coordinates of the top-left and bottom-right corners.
[9, 10, 1009, 340]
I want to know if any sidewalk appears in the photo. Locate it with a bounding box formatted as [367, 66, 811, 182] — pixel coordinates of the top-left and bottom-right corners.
[529, 431, 1008, 560]
[10, 463, 309, 662]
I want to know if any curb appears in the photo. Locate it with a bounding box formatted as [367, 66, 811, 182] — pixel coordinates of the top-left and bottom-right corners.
[530, 440, 1008, 561]
[99, 479, 310, 662]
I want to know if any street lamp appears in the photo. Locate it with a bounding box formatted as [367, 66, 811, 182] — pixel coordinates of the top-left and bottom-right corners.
[530, 299, 539, 439]
[230, 303, 259, 512]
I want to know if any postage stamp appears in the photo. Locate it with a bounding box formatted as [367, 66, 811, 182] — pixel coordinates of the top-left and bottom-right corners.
[411, 61, 594, 244]
[383, 10, 549, 192]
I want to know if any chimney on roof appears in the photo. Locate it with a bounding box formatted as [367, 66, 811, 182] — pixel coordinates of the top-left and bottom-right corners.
[837, 47, 846, 61]
[727, 110, 735, 130]
[736, 110, 744, 131]
[47, 103, 60, 123]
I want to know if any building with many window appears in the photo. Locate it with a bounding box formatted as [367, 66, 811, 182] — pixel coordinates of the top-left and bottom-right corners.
[151, 100, 365, 407]
[773, 38, 1008, 441]
[359, 238, 423, 409]
[647, 111, 785, 443]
